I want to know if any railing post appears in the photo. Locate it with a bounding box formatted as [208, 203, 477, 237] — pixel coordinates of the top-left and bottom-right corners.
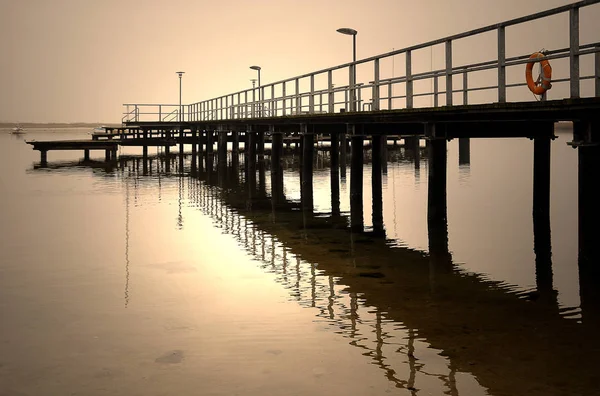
[295, 78, 300, 114]
[328, 70, 334, 113]
[406, 50, 413, 108]
[445, 40, 453, 106]
[497, 26, 506, 103]
[271, 85, 275, 116]
[159, 105, 162, 122]
[135, 105, 139, 122]
[463, 70, 468, 105]
[434, 74, 439, 107]
[282, 83, 287, 116]
[260, 86, 265, 117]
[594, 45, 600, 97]
[309, 74, 315, 114]
[349, 65, 355, 111]
[388, 82, 392, 109]
[251, 89, 256, 118]
[373, 58, 380, 111]
[357, 86, 362, 110]
[570, 6, 580, 98]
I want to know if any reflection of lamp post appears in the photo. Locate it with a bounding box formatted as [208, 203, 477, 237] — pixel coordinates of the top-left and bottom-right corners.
[336, 28, 357, 111]
[176, 71, 185, 121]
[250, 65, 261, 116]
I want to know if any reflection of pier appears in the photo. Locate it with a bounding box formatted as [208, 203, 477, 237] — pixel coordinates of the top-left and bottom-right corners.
[39, 146, 600, 396]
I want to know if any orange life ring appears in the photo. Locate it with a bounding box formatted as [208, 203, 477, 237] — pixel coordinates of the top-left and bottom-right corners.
[525, 52, 552, 95]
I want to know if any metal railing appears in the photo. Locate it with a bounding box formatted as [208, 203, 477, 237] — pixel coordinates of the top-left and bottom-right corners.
[123, 0, 600, 123]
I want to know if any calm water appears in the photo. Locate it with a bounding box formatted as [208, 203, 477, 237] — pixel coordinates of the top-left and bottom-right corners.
[1, 127, 599, 396]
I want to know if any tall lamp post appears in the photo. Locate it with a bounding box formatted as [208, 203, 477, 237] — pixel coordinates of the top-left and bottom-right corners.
[336, 28, 357, 111]
[250, 65, 261, 116]
[176, 71, 185, 121]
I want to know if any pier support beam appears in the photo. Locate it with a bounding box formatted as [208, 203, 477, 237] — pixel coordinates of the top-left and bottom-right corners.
[533, 134, 554, 300]
[350, 134, 364, 232]
[381, 135, 388, 175]
[257, 131, 265, 159]
[577, 121, 600, 323]
[84, 149, 90, 161]
[105, 149, 111, 162]
[330, 132, 340, 216]
[301, 133, 314, 214]
[191, 129, 197, 175]
[427, 133, 451, 269]
[372, 135, 384, 237]
[142, 146, 149, 175]
[206, 130, 214, 156]
[218, 129, 228, 168]
[271, 132, 285, 206]
[40, 150, 47, 166]
[458, 138, 471, 165]
[232, 131, 239, 155]
[247, 132, 257, 203]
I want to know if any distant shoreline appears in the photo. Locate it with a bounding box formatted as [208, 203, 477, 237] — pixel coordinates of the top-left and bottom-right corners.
[0, 123, 120, 128]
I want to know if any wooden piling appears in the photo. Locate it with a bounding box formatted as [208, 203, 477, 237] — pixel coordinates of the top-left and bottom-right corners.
[372, 135, 384, 236]
[350, 134, 364, 232]
[301, 133, 314, 214]
[330, 132, 340, 216]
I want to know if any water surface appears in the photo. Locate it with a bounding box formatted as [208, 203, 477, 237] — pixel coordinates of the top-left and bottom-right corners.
[0, 127, 598, 396]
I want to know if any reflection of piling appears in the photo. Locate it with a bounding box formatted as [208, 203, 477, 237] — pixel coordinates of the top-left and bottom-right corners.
[301, 133, 314, 214]
[330, 132, 341, 216]
[350, 134, 364, 232]
[458, 138, 471, 165]
[371, 135, 384, 236]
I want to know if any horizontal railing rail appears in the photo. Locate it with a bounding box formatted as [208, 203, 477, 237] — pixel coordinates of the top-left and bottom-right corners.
[122, 0, 600, 123]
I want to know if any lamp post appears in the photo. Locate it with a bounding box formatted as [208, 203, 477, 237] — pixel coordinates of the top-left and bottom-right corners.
[250, 65, 261, 116]
[336, 28, 357, 111]
[176, 71, 185, 121]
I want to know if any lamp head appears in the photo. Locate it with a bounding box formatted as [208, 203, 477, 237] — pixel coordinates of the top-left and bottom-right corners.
[249, 65, 261, 71]
[336, 28, 357, 36]
[176, 71, 185, 77]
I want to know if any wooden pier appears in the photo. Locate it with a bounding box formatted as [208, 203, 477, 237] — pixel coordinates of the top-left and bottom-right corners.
[26, 1, 600, 247]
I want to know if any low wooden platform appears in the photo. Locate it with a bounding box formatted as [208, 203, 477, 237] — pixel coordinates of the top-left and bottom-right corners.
[27, 140, 118, 151]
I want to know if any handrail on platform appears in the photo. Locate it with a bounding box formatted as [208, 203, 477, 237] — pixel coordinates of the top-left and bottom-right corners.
[122, 0, 600, 123]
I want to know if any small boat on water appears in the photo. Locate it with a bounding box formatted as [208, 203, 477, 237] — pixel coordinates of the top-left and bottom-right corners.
[92, 126, 106, 133]
[11, 125, 25, 134]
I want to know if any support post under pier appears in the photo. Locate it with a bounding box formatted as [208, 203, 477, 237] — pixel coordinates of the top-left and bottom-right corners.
[427, 135, 451, 269]
[301, 133, 314, 214]
[350, 134, 364, 233]
[533, 135, 554, 300]
[330, 132, 340, 216]
[372, 135, 384, 236]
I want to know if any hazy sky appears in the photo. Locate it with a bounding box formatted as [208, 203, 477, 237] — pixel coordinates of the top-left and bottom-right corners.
[1, 0, 598, 123]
